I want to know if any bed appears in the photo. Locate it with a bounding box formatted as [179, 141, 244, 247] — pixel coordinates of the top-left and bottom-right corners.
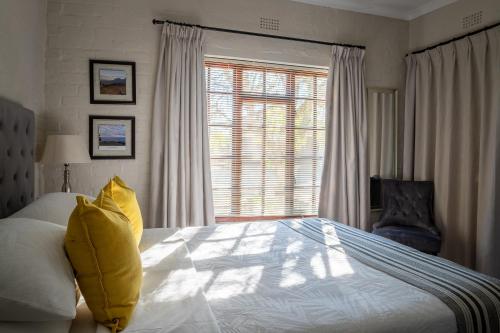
[1, 97, 500, 333]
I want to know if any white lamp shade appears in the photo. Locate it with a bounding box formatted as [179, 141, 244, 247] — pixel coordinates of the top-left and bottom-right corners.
[42, 135, 91, 165]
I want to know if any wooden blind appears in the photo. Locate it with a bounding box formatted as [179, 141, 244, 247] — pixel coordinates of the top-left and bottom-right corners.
[205, 58, 327, 222]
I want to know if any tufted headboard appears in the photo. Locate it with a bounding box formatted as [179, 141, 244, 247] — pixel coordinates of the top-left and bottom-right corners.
[0, 98, 35, 218]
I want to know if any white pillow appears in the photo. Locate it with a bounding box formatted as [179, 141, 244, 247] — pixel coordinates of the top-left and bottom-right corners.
[0, 218, 77, 321]
[10, 192, 94, 226]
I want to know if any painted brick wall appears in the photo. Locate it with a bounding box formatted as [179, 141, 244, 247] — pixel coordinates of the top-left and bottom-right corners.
[44, 0, 409, 225]
[44, 0, 157, 220]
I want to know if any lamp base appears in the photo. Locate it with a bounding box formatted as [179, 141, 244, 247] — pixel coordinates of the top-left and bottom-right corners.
[61, 163, 71, 193]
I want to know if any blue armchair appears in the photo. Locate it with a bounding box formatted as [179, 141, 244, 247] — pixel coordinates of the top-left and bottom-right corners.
[372, 179, 441, 255]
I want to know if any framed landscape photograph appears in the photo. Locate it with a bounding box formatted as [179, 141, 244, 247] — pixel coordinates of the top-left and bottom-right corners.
[89, 60, 136, 104]
[89, 116, 135, 159]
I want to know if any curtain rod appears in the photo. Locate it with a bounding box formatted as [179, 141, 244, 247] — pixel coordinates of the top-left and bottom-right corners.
[408, 21, 500, 56]
[152, 19, 365, 49]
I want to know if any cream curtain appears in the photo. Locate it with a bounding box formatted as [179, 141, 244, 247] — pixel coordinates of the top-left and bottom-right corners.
[149, 24, 215, 228]
[368, 89, 396, 178]
[403, 26, 500, 277]
[319, 46, 370, 231]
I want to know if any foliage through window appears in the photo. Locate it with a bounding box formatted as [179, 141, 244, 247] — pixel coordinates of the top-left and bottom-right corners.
[205, 59, 327, 221]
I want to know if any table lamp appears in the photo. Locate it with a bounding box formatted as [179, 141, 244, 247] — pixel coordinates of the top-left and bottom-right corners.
[42, 134, 91, 192]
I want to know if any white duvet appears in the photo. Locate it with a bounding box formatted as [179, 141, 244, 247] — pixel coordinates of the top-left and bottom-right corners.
[179, 221, 456, 333]
[74, 221, 456, 333]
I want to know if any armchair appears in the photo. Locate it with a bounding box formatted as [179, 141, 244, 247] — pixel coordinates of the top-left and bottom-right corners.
[372, 179, 441, 255]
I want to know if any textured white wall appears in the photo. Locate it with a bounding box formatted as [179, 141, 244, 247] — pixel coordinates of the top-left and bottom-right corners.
[0, 0, 47, 195]
[409, 0, 500, 51]
[44, 0, 409, 224]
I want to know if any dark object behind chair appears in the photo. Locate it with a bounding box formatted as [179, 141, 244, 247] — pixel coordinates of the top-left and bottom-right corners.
[372, 179, 441, 255]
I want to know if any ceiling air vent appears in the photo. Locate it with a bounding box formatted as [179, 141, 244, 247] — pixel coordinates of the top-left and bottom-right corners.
[462, 11, 482, 29]
[260, 17, 280, 31]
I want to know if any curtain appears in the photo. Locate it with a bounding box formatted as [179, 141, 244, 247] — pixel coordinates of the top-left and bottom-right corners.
[319, 46, 370, 231]
[403, 26, 500, 277]
[368, 89, 396, 178]
[149, 24, 215, 228]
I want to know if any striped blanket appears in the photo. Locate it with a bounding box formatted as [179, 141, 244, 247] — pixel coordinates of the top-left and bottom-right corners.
[281, 218, 500, 333]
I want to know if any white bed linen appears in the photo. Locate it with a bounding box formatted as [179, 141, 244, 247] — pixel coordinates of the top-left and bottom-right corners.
[180, 221, 457, 333]
[0, 218, 77, 321]
[70, 228, 220, 333]
[10, 192, 94, 226]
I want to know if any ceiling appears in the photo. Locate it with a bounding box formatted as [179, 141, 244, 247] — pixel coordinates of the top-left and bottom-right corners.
[288, 0, 458, 20]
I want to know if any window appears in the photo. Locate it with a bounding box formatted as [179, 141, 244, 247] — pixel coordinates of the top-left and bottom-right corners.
[206, 58, 327, 222]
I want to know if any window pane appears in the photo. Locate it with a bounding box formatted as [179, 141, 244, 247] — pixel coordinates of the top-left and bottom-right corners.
[266, 72, 287, 96]
[242, 102, 264, 127]
[264, 159, 286, 189]
[209, 67, 233, 93]
[317, 76, 327, 100]
[294, 159, 313, 187]
[295, 75, 314, 98]
[294, 129, 315, 158]
[209, 127, 232, 157]
[209, 94, 233, 126]
[243, 70, 264, 94]
[242, 160, 262, 187]
[241, 188, 263, 216]
[213, 188, 232, 216]
[211, 159, 232, 189]
[264, 187, 286, 215]
[266, 103, 287, 128]
[317, 130, 325, 158]
[265, 127, 286, 157]
[315, 159, 324, 184]
[295, 99, 314, 128]
[317, 101, 326, 129]
[242, 128, 263, 158]
[293, 187, 314, 215]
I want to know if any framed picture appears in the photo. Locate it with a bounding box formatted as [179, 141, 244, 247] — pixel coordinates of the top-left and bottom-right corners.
[89, 116, 135, 159]
[89, 60, 136, 104]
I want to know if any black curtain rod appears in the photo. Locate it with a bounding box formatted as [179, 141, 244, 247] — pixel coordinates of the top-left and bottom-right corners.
[408, 21, 500, 56]
[152, 19, 365, 49]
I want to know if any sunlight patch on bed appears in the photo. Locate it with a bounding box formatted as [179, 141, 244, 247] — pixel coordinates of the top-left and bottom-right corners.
[189, 239, 238, 260]
[244, 221, 278, 236]
[279, 258, 306, 288]
[321, 224, 343, 248]
[286, 240, 304, 254]
[141, 238, 185, 269]
[205, 266, 264, 300]
[310, 252, 327, 279]
[231, 235, 274, 256]
[326, 248, 354, 277]
[205, 224, 247, 240]
[150, 267, 201, 303]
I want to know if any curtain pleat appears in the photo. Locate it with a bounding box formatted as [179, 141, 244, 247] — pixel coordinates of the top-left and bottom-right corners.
[368, 90, 396, 178]
[149, 24, 215, 228]
[403, 26, 500, 277]
[319, 46, 369, 231]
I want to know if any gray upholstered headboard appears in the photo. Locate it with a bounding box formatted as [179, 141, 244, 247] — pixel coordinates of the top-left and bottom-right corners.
[0, 98, 35, 218]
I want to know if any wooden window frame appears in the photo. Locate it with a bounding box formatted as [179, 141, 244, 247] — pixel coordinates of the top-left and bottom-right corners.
[206, 60, 327, 222]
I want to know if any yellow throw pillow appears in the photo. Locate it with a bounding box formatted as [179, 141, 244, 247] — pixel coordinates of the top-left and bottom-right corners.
[96, 176, 143, 245]
[65, 195, 142, 332]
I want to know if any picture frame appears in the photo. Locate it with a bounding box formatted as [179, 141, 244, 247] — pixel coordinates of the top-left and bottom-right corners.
[89, 60, 136, 104]
[89, 116, 135, 159]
